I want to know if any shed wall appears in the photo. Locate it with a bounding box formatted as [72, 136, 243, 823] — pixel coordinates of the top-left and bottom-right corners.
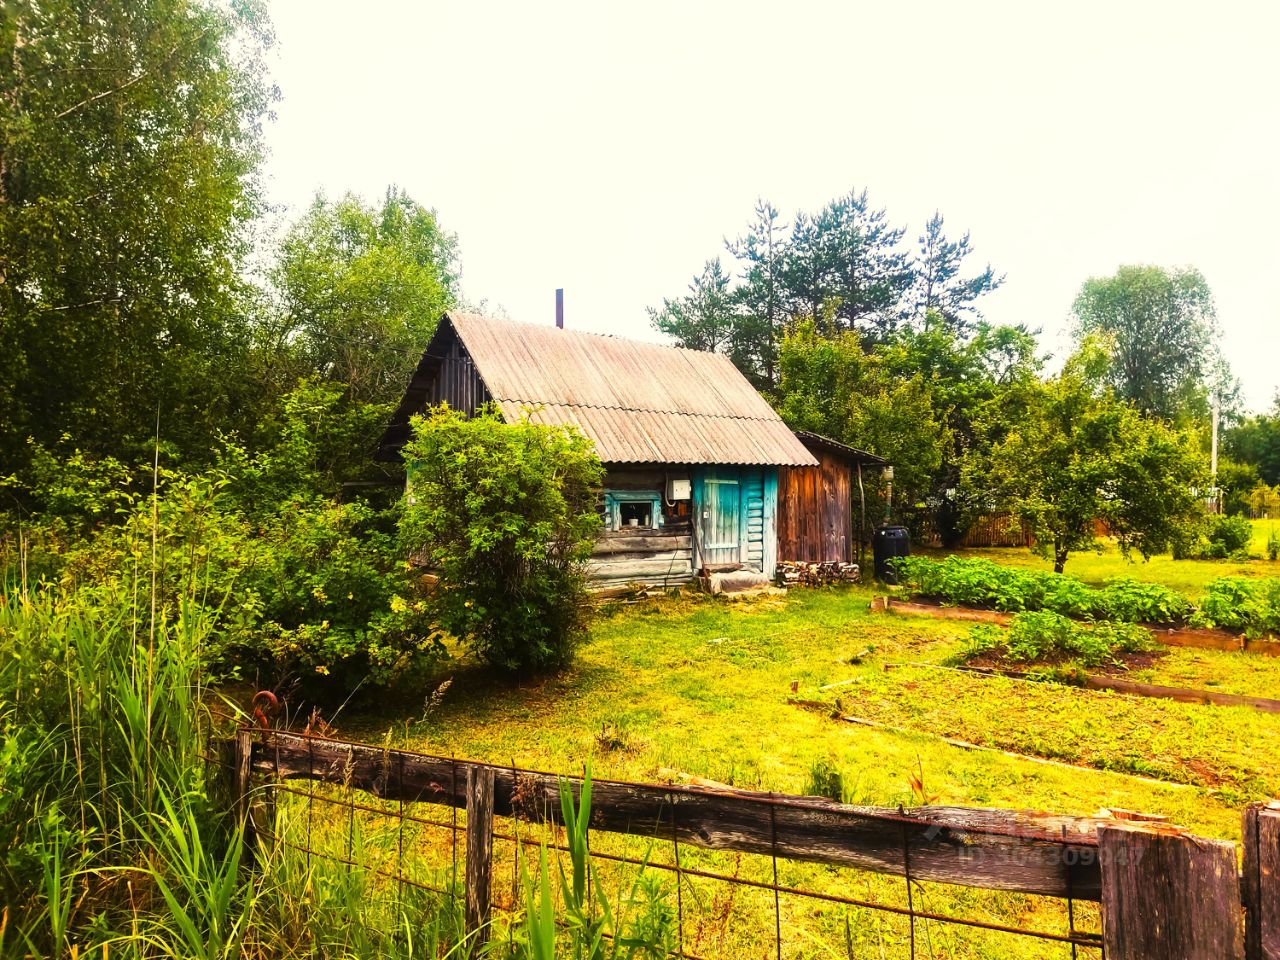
[777, 452, 853, 563]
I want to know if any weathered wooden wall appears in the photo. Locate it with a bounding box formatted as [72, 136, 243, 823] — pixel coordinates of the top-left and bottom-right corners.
[431, 326, 489, 415]
[777, 452, 852, 563]
[587, 468, 694, 589]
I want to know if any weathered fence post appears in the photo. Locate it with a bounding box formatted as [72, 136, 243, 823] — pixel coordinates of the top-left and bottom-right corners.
[1244, 802, 1280, 960]
[232, 728, 258, 868]
[1099, 822, 1243, 959]
[465, 765, 496, 948]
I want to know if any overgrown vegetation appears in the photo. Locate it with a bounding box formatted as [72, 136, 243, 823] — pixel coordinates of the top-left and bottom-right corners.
[0, 568, 678, 957]
[2, 383, 442, 698]
[399, 406, 604, 674]
[0, 576, 233, 955]
[4, 0, 1280, 953]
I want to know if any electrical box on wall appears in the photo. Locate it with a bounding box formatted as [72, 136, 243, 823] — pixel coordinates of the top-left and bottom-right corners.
[667, 477, 691, 501]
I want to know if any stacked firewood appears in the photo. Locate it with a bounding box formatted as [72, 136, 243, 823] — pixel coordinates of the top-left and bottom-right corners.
[777, 560, 861, 587]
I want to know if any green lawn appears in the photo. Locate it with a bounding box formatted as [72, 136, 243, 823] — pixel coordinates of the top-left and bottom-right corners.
[330, 571, 1280, 958]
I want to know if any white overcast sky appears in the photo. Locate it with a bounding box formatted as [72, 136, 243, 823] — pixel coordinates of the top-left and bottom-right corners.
[261, 0, 1280, 412]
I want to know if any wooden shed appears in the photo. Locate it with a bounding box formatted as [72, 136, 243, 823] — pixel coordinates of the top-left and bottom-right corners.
[378, 312, 823, 590]
[777, 431, 887, 564]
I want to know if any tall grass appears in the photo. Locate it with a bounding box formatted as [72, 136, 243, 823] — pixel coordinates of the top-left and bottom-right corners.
[0, 572, 229, 956]
[0, 558, 674, 958]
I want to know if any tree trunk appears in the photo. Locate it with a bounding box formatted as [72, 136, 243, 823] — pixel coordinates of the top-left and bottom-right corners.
[1053, 541, 1068, 574]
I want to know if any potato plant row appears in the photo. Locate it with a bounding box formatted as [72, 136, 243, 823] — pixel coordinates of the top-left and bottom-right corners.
[892, 556, 1280, 637]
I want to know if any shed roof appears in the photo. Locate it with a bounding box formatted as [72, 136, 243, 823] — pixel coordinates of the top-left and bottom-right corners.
[793, 430, 889, 467]
[383, 312, 818, 467]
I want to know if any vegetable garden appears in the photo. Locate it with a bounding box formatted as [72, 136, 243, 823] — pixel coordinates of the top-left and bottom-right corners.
[893, 555, 1280, 636]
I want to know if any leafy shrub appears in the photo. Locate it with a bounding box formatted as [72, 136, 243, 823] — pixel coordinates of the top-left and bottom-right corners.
[2, 384, 441, 696]
[400, 405, 603, 674]
[1203, 514, 1254, 559]
[1268, 528, 1280, 562]
[959, 612, 1156, 668]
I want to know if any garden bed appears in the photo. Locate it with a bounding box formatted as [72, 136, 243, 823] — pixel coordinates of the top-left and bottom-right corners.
[871, 595, 1280, 656]
[888, 660, 1280, 714]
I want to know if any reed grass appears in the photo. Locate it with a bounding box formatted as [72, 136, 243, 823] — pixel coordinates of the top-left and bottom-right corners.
[0, 547, 674, 958]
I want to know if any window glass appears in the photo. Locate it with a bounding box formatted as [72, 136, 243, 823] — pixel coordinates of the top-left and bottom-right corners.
[618, 501, 653, 527]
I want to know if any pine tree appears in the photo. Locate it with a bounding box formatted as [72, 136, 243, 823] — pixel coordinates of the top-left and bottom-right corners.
[912, 212, 1003, 334]
[726, 199, 789, 386]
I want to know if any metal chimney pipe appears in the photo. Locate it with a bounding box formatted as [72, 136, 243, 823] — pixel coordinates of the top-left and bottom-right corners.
[555, 288, 564, 329]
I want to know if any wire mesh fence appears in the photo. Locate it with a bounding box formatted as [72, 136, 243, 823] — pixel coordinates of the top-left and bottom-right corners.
[215, 727, 1119, 959]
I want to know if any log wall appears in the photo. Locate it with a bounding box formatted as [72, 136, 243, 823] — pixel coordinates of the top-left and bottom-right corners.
[588, 467, 694, 589]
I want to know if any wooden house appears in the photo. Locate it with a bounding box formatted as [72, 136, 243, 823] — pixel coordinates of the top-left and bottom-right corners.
[378, 312, 879, 590]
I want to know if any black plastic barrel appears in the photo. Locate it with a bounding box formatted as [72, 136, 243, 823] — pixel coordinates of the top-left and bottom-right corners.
[872, 525, 910, 584]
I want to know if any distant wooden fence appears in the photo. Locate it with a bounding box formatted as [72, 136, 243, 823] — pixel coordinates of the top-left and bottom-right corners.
[920, 513, 1035, 549]
[920, 514, 1118, 550]
[219, 728, 1280, 959]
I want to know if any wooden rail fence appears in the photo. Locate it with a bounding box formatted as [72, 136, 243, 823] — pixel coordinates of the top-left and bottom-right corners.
[218, 729, 1280, 958]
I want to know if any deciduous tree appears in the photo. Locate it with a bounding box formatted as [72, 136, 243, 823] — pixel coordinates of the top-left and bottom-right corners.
[269, 187, 459, 407]
[0, 0, 275, 468]
[1070, 265, 1221, 421]
[973, 340, 1208, 572]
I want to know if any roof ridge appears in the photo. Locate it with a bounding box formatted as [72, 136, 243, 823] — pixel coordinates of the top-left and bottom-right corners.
[496, 399, 785, 421]
[448, 310, 741, 360]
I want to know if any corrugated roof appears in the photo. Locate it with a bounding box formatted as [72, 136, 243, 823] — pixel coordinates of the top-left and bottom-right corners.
[793, 430, 889, 466]
[446, 313, 817, 466]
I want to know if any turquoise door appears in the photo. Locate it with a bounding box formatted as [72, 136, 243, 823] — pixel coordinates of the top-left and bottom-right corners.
[698, 472, 741, 567]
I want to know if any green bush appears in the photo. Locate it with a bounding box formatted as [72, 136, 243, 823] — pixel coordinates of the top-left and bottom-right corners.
[2, 383, 441, 696]
[1203, 514, 1254, 558]
[399, 405, 604, 674]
